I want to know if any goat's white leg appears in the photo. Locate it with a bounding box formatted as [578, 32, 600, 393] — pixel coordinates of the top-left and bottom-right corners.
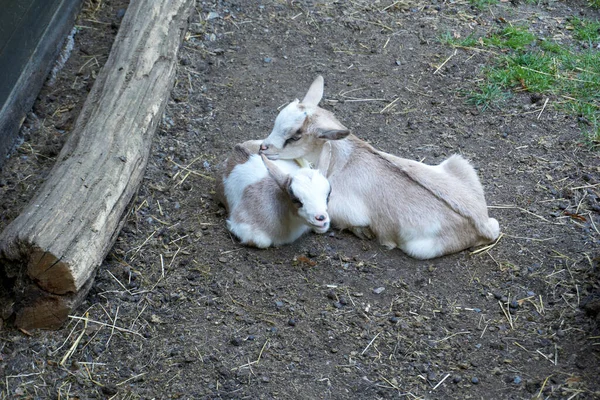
[473, 217, 500, 246]
[487, 218, 500, 239]
[227, 220, 273, 248]
[401, 237, 443, 260]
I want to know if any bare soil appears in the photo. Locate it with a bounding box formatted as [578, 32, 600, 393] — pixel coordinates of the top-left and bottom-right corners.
[1, 1, 599, 399]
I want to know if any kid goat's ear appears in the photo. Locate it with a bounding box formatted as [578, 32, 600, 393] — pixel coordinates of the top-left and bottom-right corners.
[302, 76, 324, 107]
[261, 154, 289, 189]
[316, 142, 333, 176]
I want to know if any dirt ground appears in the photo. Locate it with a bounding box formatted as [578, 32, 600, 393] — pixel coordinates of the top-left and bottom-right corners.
[1, 0, 600, 398]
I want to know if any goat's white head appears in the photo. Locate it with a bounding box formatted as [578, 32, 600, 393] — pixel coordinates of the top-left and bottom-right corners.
[261, 155, 331, 233]
[260, 76, 349, 161]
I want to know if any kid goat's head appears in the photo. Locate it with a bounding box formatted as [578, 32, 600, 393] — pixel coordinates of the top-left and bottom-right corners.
[260, 76, 350, 160]
[261, 155, 331, 233]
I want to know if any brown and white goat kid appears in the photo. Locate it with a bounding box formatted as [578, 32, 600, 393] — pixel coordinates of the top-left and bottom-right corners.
[216, 140, 331, 248]
[259, 76, 500, 259]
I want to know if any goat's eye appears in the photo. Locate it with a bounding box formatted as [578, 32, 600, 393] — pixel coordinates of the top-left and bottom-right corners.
[326, 188, 332, 204]
[288, 186, 303, 207]
[284, 134, 301, 147]
[292, 198, 303, 207]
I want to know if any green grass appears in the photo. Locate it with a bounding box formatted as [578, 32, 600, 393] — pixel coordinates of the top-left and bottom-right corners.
[570, 17, 600, 44]
[466, 84, 510, 111]
[469, 0, 499, 9]
[440, 32, 480, 48]
[483, 26, 536, 50]
[442, 19, 600, 144]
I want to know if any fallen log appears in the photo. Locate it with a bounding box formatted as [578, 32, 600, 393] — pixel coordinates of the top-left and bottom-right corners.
[0, 0, 193, 330]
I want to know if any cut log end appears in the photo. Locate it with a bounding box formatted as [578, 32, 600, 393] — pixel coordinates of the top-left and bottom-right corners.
[1, 240, 77, 295]
[15, 296, 70, 330]
[12, 275, 95, 330]
[28, 246, 76, 295]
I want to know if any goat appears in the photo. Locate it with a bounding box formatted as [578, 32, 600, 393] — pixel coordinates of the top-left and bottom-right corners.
[215, 140, 331, 248]
[259, 76, 500, 259]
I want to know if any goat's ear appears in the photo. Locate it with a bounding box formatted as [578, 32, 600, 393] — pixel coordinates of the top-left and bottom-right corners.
[261, 154, 288, 189]
[313, 112, 349, 141]
[302, 76, 324, 106]
[317, 129, 350, 141]
[316, 142, 332, 176]
[232, 144, 251, 163]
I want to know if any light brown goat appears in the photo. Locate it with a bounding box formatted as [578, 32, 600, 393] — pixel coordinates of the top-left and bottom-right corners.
[259, 76, 500, 259]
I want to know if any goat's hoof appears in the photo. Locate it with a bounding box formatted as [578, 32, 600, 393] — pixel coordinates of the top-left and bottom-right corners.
[351, 226, 374, 240]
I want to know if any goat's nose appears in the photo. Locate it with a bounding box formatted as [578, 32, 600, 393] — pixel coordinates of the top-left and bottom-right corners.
[315, 215, 327, 222]
[259, 143, 269, 151]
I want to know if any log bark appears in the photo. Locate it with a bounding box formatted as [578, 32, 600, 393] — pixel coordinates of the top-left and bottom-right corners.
[0, 0, 193, 330]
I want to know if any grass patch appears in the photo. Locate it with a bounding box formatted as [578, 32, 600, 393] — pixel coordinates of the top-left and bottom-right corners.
[442, 19, 600, 144]
[440, 32, 480, 48]
[469, 0, 499, 9]
[466, 84, 510, 111]
[570, 17, 600, 43]
[483, 26, 536, 50]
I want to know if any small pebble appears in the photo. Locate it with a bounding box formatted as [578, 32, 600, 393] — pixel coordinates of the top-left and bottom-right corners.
[308, 249, 319, 258]
[275, 300, 284, 308]
[509, 300, 519, 309]
[453, 375, 462, 384]
[247, 335, 255, 341]
[471, 377, 479, 384]
[206, 11, 220, 20]
[101, 384, 118, 396]
[513, 376, 522, 384]
[526, 291, 535, 297]
[263, 57, 272, 63]
[288, 318, 296, 327]
[389, 316, 399, 324]
[230, 337, 242, 346]
[373, 287, 385, 294]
